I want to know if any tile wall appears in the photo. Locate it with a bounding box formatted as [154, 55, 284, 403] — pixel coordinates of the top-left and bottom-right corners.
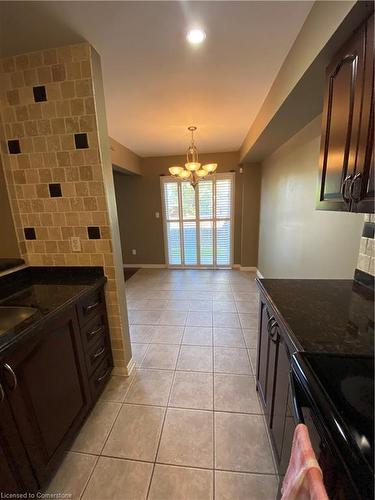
[0, 43, 129, 372]
[357, 214, 375, 277]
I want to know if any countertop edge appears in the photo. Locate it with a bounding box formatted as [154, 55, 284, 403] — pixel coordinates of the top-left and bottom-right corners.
[0, 276, 107, 359]
[256, 277, 303, 354]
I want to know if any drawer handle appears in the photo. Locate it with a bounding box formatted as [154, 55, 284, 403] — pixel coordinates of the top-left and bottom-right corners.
[93, 346, 106, 359]
[89, 325, 104, 337]
[0, 383, 4, 403]
[341, 174, 353, 203]
[4, 364, 17, 391]
[266, 316, 275, 333]
[97, 367, 110, 383]
[85, 301, 100, 313]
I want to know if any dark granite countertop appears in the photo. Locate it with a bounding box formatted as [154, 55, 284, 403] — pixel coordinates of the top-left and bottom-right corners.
[257, 278, 374, 356]
[0, 258, 25, 272]
[0, 266, 106, 356]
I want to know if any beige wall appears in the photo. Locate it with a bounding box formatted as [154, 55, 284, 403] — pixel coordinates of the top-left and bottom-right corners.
[0, 156, 20, 257]
[241, 163, 261, 267]
[110, 136, 141, 175]
[258, 115, 364, 279]
[0, 43, 131, 374]
[114, 151, 260, 267]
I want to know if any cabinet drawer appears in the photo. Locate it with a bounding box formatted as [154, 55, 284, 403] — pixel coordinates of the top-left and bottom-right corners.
[77, 288, 105, 327]
[86, 335, 110, 376]
[80, 312, 108, 352]
[89, 356, 112, 403]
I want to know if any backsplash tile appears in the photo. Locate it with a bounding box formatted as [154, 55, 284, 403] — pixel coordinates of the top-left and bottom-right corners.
[8, 139, 21, 154]
[24, 227, 36, 240]
[48, 183, 62, 197]
[357, 215, 375, 277]
[88, 226, 101, 239]
[0, 43, 128, 372]
[74, 132, 89, 149]
[32, 85, 47, 102]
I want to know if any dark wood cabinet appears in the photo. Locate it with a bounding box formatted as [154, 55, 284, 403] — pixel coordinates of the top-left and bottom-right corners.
[256, 293, 294, 480]
[0, 283, 113, 493]
[317, 13, 374, 214]
[0, 387, 38, 493]
[2, 306, 90, 486]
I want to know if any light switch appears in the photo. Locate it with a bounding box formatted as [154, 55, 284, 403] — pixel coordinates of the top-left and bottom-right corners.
[132, 249, 137, 255]
[155, 212, 160, 219]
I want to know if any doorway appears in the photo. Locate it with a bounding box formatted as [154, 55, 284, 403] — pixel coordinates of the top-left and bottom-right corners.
[160, 173, 234, 268]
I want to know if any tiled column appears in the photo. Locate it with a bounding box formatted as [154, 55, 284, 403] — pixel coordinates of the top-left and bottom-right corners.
[0, 43, 132, 375]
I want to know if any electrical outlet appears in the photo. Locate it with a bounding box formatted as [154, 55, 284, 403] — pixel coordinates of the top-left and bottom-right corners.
[71, 237, 81, 252]
[155, 212, 160, 219]
[132, 249, 137, 255]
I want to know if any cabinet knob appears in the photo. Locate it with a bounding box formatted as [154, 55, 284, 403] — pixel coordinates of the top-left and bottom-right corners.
[341, 174, 353, 203]
[3, 364, 17, 391]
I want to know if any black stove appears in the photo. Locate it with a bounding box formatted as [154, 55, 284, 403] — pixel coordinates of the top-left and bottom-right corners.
[291, 352, 374, 499]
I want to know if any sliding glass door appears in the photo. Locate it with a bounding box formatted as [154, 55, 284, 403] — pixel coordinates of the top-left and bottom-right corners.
[161, 173, 234, 268]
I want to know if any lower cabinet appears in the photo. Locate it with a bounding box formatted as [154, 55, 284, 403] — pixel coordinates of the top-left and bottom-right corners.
[0, 284, 113, 493]
[2, 306, 90, 487]
[256, 295, 294, 478]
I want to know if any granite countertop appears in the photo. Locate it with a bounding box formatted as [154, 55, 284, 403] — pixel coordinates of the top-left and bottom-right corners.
[0, 266, 106, 356]
[257, 278, 374, 356]
[0, 258, 25, 272]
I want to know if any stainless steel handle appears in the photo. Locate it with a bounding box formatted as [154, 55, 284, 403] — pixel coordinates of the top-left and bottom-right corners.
[266, 316, 275, 334]
[341, 174, 353, 203]
[85, 301, 100, 313]
[0, 383, 4, 403]
[97, 368, 110, 383]
[349, 172, 362, 202]
[93, 346, 106, 359]
[89, 325, 104, 337]
[4, 364, 17, 391]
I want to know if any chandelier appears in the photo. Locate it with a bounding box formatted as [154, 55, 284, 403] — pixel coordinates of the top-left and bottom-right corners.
[169, 126, 217, 188]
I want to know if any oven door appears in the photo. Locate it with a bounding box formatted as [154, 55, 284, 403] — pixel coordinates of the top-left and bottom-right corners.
[289, 355, 362, 500]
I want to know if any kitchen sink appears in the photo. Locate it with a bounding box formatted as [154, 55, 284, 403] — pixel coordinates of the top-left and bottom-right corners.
[0, 306, 38, 335]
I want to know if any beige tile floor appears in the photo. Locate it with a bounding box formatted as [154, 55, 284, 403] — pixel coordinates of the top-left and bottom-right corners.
[46, 269, 278, 499]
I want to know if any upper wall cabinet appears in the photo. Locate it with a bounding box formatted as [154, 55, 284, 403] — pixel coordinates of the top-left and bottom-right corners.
[317, 13, 374, 214]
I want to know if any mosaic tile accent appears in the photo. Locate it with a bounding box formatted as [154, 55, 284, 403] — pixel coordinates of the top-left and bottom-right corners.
[33, 85, 47, 102]
[88, 226, 101, 239]
[0, 43, 128, 371]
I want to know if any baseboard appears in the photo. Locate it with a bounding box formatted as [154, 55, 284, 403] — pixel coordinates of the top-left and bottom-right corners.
[123, 263, 166, 268]
[256, 269, 264, 279]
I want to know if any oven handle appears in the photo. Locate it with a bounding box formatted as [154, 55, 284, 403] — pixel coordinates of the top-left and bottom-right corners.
[289, 371, 305, 424]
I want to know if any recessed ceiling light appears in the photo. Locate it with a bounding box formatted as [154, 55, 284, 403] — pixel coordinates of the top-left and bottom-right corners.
[186, 28, 206, 45]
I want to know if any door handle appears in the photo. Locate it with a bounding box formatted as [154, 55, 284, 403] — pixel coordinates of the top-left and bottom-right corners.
[341, 174, 353, 203]
[88, 325, 104, 337]
[84, 301, 101, 314]
[289, 372, 304, 424]
[4, 364, 17, 391]
[93, 346, 106, 359]
[349, 172, 362, 202]
[267, 315, 275, 334]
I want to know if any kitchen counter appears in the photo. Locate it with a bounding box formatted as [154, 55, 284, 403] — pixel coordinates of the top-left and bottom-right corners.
[0, 266, 106, 356]
[0, 258, 25, 273]
[257, 278, 374, 355]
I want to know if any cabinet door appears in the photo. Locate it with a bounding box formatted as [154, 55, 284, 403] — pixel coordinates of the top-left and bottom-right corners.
[0, 388, 38, 493]
[2, 306, 90, 487]
[317, 24, 366, 211]
[351, 14, 374, 214]
[269, 334, 290, 464]
[256, 301, 271, 414]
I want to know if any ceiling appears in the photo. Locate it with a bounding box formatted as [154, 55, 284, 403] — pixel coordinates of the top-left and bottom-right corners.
[0, 1, 313, 157]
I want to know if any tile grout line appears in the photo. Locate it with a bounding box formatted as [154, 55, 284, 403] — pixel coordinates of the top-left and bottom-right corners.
[145, 335, 183, 499]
